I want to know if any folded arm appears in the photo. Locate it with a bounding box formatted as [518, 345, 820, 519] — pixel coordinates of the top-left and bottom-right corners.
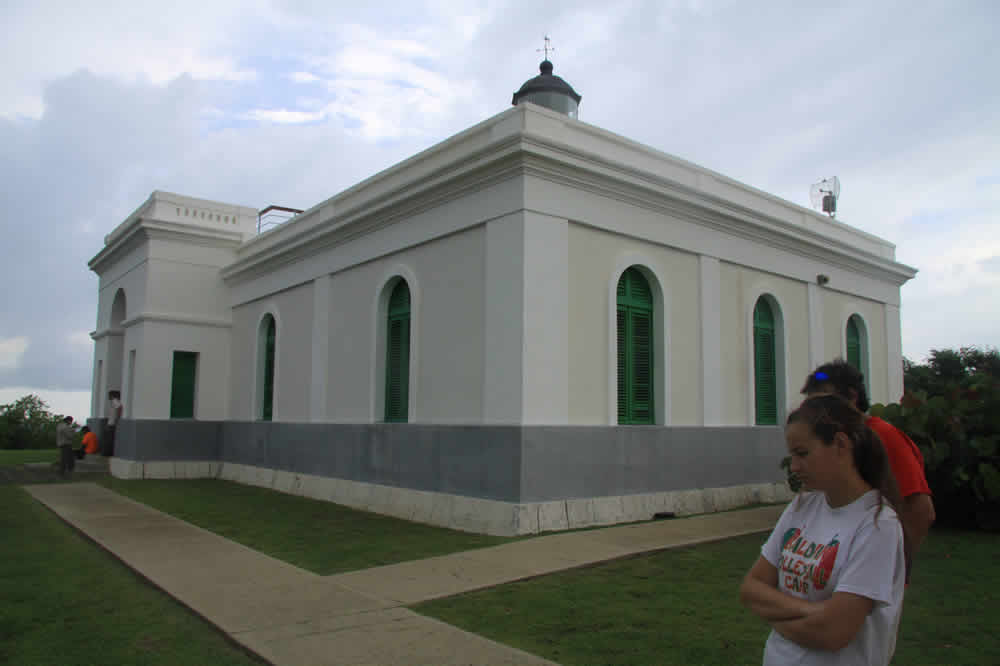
[739, 556, 816, 622]
[770, 591, 875, 651]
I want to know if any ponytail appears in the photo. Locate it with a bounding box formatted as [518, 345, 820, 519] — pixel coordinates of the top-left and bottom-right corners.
[787, 394, 904, 523]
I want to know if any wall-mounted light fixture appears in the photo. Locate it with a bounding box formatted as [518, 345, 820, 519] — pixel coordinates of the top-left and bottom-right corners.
[816, 274, 830, 286]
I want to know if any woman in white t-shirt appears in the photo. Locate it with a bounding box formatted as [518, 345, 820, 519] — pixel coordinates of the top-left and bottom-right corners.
[740, 394, 907, 666]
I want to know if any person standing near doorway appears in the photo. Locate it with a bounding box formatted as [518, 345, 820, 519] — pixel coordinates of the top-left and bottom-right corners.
[105, 390, 123, 457]
[56, 415, 76, 478]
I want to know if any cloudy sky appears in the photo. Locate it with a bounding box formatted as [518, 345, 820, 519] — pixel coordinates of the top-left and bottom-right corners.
[1, 0, 997, 421]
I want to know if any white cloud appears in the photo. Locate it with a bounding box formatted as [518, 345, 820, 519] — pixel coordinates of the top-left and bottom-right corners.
[67, 331, 93, 347]
[0, 337, 29, 370]
[245, 108, 328, 124]
[0, 0, 259, 119]
[290, 71, 321, 83]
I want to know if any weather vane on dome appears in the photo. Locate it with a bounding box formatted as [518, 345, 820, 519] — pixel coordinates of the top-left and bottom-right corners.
[537, 35, 555, 60]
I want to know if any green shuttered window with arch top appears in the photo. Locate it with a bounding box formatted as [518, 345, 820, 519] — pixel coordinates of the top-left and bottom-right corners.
[753, 297, 777, 425]
[617, 267, 654, 425]
[384, 280, 411, 423]
[846, 316, 862, 371]
[260, 314, 276, 421]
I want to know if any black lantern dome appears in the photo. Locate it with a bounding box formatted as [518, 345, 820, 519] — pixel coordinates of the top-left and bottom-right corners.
[511, 60, 581, 118]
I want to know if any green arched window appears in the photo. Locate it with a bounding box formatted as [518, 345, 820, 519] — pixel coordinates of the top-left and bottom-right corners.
[259, 314, 276, 421]
[384, 280, 411, 423]
[617, 267, 654, 424]
[753, 297, 777, 425]
[846, 316, 862, 371]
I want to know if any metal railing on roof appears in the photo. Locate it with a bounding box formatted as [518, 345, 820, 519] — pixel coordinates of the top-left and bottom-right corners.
[257, 205, 303, 234]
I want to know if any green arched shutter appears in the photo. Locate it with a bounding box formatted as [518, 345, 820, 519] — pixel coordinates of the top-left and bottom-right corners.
[753, 298, 777, 425]
[261, 315, 276, 421]
[385, 281, 411, 422]
[846, 317, 861, 370]
[617, 268, 654, 425]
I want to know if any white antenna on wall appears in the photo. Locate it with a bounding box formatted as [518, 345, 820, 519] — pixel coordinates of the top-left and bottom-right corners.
[809, 176, 840, 217]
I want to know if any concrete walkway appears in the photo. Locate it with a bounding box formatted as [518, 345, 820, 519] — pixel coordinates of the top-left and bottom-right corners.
[25, 482, 784, 666]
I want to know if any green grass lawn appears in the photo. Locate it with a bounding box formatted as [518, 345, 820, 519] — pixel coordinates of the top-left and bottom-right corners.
[98, 477, 517, 575]
[0, 485, 263, 666]
[0, 448, 58, 466]
[415, 527, 1000, 666]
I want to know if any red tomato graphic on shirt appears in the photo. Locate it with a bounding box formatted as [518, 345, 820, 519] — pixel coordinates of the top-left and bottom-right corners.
[781, 527, 801, 551]
[812, 536, 840, 590]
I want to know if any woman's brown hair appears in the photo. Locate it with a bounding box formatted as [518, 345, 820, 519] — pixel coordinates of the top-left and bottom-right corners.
[787, 394, 903, 525]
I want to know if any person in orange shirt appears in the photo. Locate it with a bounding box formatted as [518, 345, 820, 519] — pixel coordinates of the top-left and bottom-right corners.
[801, 359, 935, 581]
[81, 426, 99, 455]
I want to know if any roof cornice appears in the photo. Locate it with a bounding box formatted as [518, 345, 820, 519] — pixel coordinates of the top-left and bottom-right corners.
[219, 104, 916, 287]
[89, 218, 244, 275]
[516, 142, 916, 286]
[221, 134, 527, 282]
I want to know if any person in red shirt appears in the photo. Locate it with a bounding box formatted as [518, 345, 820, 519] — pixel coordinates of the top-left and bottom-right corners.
[801, 359, 935, 580]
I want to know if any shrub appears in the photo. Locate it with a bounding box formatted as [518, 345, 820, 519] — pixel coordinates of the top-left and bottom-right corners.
[872, 346, 1000, 530]
[0, 395, 74, 450]
[871, 383, 1000, 530]
[780, 347, 1000, 529]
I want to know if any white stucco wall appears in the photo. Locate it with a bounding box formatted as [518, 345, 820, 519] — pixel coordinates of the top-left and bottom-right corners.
[822, 291, 889, 405]
[719, 263, 811, 425]
[128, 321, 231, 420]
[325, 226, 487, 423]
[144, 241, 237, 318]
[230, 282, 315, 422]
[567, 224, 701, 426]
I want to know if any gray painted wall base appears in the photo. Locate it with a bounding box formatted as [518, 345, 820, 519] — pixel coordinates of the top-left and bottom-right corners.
[109, 458, 792, 535]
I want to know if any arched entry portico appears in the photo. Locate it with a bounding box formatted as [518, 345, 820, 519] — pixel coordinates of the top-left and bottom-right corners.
[105, 289, 127, 411]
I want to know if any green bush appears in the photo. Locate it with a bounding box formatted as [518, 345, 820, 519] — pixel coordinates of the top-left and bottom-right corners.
[0, 395, 75, 450]
[871, 346, 1000, 530]
[780, 347, 1000, 529]
[871, 385, 1000, 530]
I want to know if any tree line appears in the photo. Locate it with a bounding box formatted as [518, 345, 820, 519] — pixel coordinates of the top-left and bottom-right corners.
[0, 395, 79, 450]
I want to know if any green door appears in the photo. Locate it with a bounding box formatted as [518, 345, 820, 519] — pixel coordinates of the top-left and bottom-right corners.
[754, 298, 777, 425]
[170, 351, 198, 419]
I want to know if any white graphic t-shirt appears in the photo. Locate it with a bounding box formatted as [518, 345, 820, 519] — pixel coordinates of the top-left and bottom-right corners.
[761, 490, 905, 666]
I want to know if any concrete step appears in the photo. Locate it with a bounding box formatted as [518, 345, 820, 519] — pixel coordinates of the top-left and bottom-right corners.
[2, 457, 110, 484]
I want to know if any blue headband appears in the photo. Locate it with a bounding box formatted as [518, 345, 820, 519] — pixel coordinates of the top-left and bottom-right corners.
[813, 371, 829, 381]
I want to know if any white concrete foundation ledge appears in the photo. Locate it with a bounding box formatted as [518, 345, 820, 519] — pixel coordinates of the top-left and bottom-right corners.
[110, 457, 792, 536]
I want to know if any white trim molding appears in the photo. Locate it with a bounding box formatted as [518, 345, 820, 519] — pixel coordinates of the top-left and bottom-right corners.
[120, 311, 233, 329]
[91, 327, 125, 341]
[699, 255, 721, 426]
[807, 283, 825, 370]
[885, 304, 904, 403]
[310, 275, 332, 422]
